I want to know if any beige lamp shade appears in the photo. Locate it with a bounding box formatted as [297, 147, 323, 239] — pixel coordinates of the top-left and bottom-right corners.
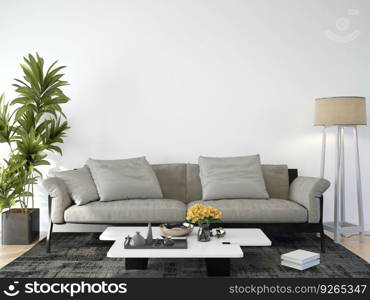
[314, 96, 367, 126]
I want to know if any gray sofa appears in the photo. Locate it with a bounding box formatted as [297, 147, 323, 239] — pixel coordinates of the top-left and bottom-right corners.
[44, 163, 330, 252]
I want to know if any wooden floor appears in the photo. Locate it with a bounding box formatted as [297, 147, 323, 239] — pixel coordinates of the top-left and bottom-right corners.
[325, 232, 370, 263]
[0, 232, 46, 269]
[0, 231, 369, 270]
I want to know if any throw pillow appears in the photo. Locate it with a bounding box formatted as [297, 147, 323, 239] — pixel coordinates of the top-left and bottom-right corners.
[51, 166, 99, 205]
[87, 156, 163, 201]
[198, 154, 269, 200]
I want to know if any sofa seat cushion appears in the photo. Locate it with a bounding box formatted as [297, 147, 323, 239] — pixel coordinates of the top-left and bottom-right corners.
[64, 199, 186, 223]
[187, 199, 307, 223]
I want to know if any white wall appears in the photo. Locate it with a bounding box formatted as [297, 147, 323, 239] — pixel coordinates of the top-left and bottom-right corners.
[0, 0, 369, 232]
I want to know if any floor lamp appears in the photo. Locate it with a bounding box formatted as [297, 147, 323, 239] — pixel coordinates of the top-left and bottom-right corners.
[314, 96, 367, 243]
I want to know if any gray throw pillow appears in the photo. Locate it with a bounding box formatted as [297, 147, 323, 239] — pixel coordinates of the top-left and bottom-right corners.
[51, 166, 99, 205]
[87, 157, 163, 201]
[199, 155, 269, 200]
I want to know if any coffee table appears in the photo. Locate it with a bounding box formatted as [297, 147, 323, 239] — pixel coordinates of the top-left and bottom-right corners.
[100, 227, 271, 276]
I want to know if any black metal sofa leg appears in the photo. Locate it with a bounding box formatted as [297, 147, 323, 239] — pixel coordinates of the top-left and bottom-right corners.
[320, 230, 326, 253]
[46, 220, 53, 253]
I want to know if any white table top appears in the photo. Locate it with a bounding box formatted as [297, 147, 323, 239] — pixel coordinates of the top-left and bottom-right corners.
[100, 227, 271, 259]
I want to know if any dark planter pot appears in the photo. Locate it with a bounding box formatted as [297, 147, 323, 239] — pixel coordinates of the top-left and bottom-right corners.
[1, 208, 39, 245]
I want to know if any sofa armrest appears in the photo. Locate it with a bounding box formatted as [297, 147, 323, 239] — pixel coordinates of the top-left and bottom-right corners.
[289, 176, 330, 223]
[42, 177, 73, 224]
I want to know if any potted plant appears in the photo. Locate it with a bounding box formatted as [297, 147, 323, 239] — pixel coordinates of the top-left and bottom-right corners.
[0, 157, 38, 244]
[186, 203, 222, 242]
[0, 54, 70, 244]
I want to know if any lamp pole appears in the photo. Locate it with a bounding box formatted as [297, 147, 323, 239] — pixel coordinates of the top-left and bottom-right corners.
[320, 125, 365, 243]
[320, 126, 326, 179]
[353, 126, 365, 242]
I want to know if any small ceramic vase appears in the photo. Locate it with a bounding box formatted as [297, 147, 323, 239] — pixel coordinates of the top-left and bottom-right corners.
[197, 220, 211, 242]
[130, 231, 146, 247]
[146, 222, 153, 245]
[163, 236, 175, 246]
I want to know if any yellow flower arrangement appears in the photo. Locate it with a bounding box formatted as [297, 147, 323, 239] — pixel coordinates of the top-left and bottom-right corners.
[186, 203, 222, 224]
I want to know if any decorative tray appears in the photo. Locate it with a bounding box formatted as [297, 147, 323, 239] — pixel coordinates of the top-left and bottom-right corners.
[124, 238, 187, 249]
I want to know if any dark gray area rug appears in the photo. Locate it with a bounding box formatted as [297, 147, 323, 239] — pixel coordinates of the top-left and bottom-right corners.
[0, 233, 369, 278]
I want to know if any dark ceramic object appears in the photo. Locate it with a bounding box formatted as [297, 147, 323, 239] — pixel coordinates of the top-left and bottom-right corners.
[197, 221, 211, 242]
[146, 223, 153, 245]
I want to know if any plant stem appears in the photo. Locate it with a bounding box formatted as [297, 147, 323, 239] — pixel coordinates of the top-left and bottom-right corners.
[31, 181, 34, 208]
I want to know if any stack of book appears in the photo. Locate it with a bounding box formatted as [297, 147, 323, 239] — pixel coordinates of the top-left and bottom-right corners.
[281, 249, 320, 270]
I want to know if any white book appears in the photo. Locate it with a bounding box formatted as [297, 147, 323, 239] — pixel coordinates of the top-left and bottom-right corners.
[281, 259, 320, 271]
[281, 249, 320, 265]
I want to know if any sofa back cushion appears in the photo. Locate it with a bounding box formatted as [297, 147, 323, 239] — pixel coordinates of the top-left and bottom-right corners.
[261, 165, 289, 199]
[152, 164, 187, 202]
[87, 157, 163, 201]
[186, 164, 203, 203]
[153, 163, 289, 202]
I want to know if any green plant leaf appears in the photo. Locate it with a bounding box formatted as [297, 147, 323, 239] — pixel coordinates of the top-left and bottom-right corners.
[14, 104, 29, 121]
[0, 53, 70, 211]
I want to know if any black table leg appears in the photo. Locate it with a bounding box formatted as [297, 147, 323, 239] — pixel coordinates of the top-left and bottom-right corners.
[125, 258, 148, 270]
[205, 258, 230, 276]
